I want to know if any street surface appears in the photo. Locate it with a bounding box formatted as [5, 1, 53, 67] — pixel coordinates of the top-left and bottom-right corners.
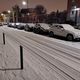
[0, 25, 80, 80]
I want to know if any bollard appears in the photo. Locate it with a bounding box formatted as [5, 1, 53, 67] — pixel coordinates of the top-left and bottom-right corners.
[3, 33, 5, 45]
[20, 45, 23, 69]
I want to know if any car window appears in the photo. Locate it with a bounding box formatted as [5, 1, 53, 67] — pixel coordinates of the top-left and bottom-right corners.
[36, 24, 41, 27]
[58, 26, 63, 28]
[53, 25, 58, 27]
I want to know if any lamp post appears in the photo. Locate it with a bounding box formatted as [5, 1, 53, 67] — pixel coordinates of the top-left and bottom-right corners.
[22, 0, 29, 23]
[7, 10, 11, 23]
[27, 0, 28, 8]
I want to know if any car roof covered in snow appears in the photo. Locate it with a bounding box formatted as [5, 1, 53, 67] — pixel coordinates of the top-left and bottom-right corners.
[27, 23, 35, 27]
[52, 24, 74, 30]
[38, 23, 50, 29]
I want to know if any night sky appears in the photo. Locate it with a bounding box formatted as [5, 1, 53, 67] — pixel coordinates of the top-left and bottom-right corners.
[0, 0, 67, 13]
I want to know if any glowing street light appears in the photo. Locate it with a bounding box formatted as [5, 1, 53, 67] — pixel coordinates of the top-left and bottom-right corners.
[8, 10, 11, 14]
[1, 13, 4, 16]
[22, 1, 27, 6]
[22, 0, 28, 8]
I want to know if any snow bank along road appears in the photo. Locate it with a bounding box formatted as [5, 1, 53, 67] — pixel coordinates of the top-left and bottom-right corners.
[0, 25, 80, 80]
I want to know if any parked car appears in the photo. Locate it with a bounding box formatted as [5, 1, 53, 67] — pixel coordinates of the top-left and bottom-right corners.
[33, 23, 41, 33]
[33, 23, 50, 34]
[3, 22, 7, 25]
[24, 23, 35, 31]
[0, 23, 3, 26]
[16, 23, 26, 30]
[8, 23, 16, 27]
[8, 22, 26, 29]
[49, 24, 80, 41]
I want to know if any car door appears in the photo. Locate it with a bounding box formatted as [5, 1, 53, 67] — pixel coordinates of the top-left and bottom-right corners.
[50, 25, 58, 35]
[56, 25, 66, 37]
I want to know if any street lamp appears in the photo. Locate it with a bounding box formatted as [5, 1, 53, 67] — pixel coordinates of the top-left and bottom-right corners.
[22, 0, 29, 23]
[7, 10, 11, 23]
[22, 1, 27, 6]
[22, 0, 28, 8]
[8, 10, 11, 14]
[1, 13, 4, 16]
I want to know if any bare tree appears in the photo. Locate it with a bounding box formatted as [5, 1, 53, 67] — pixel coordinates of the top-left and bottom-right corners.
[35, 5, 47, 14]
[35, 5, 47, 22]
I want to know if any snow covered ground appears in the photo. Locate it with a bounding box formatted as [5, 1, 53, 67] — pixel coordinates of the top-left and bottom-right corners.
[0, 25, 80, 80]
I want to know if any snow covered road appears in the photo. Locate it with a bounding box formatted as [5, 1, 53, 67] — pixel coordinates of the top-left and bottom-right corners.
[0, 26, 80, 80]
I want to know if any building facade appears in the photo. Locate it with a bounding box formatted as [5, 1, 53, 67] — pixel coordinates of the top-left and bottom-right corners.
[67, 0, 80, 25]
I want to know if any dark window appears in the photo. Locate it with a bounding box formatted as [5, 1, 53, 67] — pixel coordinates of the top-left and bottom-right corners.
[54, 25, 58, 27]
[72, 11, 74, 15]
[59, 26, 63, 28]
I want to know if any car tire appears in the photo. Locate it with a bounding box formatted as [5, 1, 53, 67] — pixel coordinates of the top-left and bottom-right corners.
[66, 34, 74, 41]
[24, 27, 30, 31]
[49, 31, 54, 37]
[33, 28, 37, 33]
[33, 28, 40, 34]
